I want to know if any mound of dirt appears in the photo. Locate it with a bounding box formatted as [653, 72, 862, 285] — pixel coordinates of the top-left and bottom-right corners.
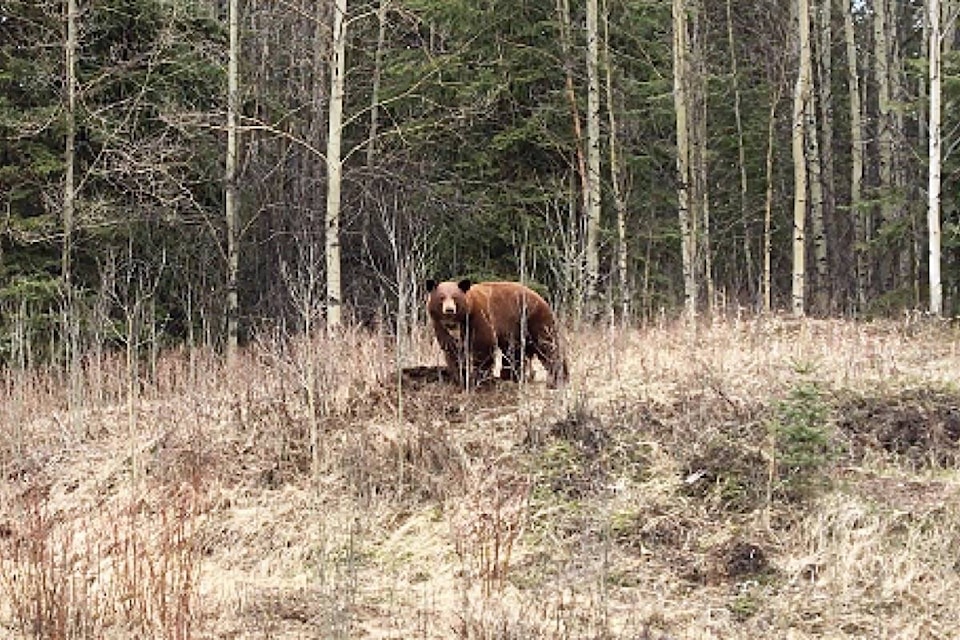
[836, 387, 960, 467]
[400, 365, 453, 386]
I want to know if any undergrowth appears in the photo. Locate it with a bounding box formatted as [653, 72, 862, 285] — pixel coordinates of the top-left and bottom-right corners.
[0, 317, 958, 638]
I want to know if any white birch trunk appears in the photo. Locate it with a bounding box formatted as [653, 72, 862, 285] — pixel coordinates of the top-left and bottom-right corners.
[929, 0, 943, 316]
[585, 0, 602, 317]
[64, 0, 81, 422]
[325, 0, 347, 332]
[807, 40, 826, 315]
[673, 0, 696, 318]
[815, 0, 834, 311]
[792, 0, 813, 317]
[63, 0, 77, 291]
[225, 0, 240, 358]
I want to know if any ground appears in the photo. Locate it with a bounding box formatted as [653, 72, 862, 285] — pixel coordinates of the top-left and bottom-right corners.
[1, 315, 959, 638]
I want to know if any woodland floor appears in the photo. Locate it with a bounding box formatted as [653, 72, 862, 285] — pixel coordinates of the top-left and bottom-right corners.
[2, 314, 960, 638]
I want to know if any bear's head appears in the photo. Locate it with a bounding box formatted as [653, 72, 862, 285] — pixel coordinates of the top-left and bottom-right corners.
[426, 279, 472, 329]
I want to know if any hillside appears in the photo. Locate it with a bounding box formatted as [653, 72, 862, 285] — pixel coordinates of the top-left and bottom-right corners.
[2, 316, 960, 639]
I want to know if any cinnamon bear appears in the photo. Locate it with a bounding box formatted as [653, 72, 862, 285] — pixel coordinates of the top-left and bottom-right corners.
[425, 279, 569, 388]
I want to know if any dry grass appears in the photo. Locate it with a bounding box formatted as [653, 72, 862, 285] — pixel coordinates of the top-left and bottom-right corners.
[1, 314, 959, 638]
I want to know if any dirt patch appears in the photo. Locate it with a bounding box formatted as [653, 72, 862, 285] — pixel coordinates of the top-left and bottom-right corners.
[836, 387, 960, 467]
[716, 540, 771, 580]
[840, 469, 959, 514]
[400, 365, 454, 387]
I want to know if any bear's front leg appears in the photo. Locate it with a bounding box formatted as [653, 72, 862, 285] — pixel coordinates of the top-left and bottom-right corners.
[471, 350, 498, 387]
[434, 325, 468, 385]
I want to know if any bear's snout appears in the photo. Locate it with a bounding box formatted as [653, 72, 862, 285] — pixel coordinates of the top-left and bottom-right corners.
[441, 299, 457, 315]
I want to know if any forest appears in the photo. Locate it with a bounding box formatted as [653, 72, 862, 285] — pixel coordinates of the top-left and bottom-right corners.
[1, 0, 959, 363]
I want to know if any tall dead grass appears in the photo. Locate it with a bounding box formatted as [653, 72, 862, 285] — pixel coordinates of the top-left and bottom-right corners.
[0, 314, 958, 638]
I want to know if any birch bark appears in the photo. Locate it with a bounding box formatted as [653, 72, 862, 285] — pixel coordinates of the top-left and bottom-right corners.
[325, 0, 347, 331]
[225, 0, 240, 357]
[815, 0, 834, 311]
[792, 0, 814, 317]
[673, 0, 697, 318]
[63, 0, 77, 292]
[585, 0, 602, 317]
[929, 0, 943, 316]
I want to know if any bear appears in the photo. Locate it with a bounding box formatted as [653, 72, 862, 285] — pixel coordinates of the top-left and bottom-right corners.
[425, 278, 569, 388]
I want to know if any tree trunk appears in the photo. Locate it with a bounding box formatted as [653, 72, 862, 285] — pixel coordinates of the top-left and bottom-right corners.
[556, 0, 589, 321]
[602, 2, 630, 321]
[889, 6, 910, 292]
[806, 0, 827, 315]
[63, 0, 80, 420]
[63, 0, 77, 293]
[816, 0, 835, 311]
[696, 101, 712, 313]
[325, 0, 347, 332]
[584, 0, 602, 318]
[367, 0, 388, 169]
[692, 6, 712, 313]
[673, 0, 696, 318]
[844, 0, 866, 309]
[929, 0, 943, 316]
[792, 0, 813, 317]
[763, 85, 781, 314]
[225, 0, 240, 358]
[873, 0, 894, 290]
[361, 0, 387, 242]
[726, 0, 753, 303]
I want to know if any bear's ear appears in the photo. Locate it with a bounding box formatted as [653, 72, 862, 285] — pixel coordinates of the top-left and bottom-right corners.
[457, 279, 472, 293]
[426, 279, 437, 293]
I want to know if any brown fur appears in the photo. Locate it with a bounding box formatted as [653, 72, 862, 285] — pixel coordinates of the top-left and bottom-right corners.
[425, 279, 569, 388]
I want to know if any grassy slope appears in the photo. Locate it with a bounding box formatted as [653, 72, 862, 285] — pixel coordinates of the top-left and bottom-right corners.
[1, 316, 959, 638]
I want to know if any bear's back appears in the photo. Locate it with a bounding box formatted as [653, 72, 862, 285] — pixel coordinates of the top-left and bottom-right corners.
[467, 281, 555, 336]
[472, 281, 549, 308]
